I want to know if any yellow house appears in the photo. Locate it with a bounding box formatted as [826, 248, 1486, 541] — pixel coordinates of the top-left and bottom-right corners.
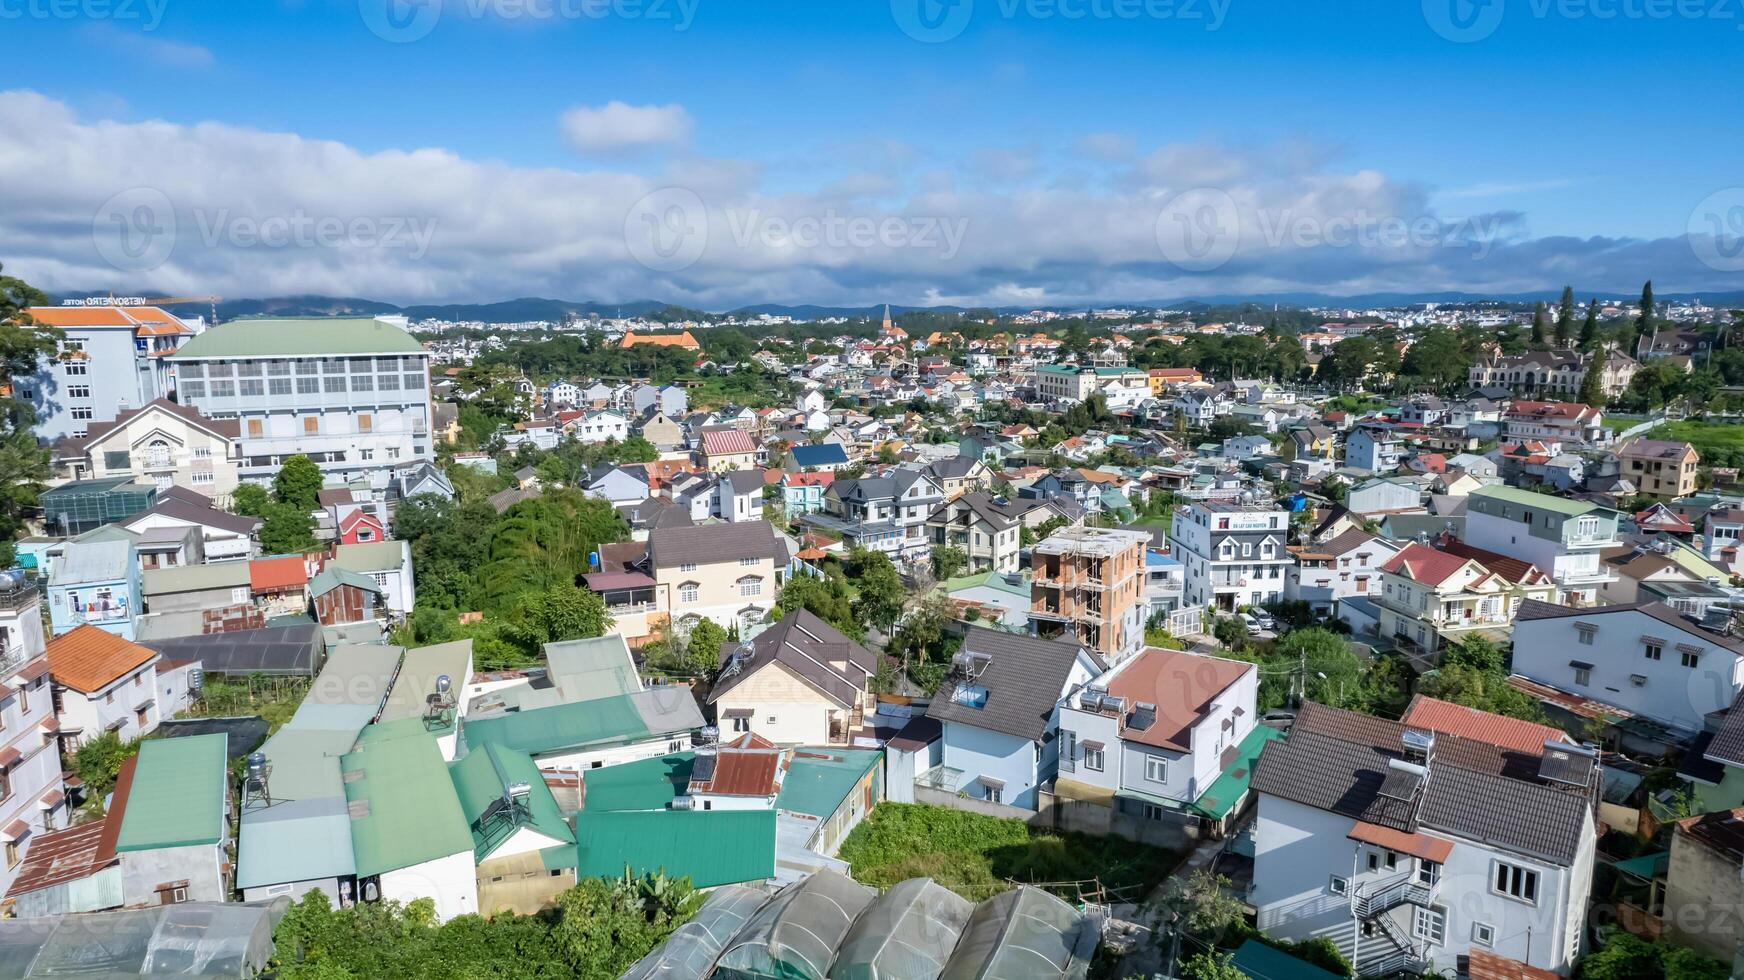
[708, 610, 877, 746]
[1377, 541, 1555, 655]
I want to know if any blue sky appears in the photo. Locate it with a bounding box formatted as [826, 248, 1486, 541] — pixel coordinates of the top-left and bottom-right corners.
[3, 0, 1740, 306]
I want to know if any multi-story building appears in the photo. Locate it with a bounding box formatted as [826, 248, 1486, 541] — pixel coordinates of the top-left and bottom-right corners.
[47, 539, 140, 640]
[928, 493, 1069, 575]
[16, 305, 197, 443]
[1169, 502, 1293, 613]
[647, 521, 786, 636]
[1512, 599, 1744, 737]
[1034, 365, 1098, 403]
[1616, 438, 1699, 500]
[1251, 702, 1598, 977]
[1464, 485, 1620, 606]
[1376, 542, 1554, 656]
[56, 400, 243, 505]
[1467, 347, 1638, 399]
[1345, 424, 1406, 474]
[1503, 400, 1608, 448]
[1286, 530, 1401, 616]
[0, 575, 69, 897]
[1053, 647, 1258, 835]
[1030, 526, 1149, 663]
[45, 625, 164, 748]
[800, 468, 942, 561]
[166, 317, 434, 484]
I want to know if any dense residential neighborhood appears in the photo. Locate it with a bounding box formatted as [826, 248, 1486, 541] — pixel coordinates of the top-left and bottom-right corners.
[4, 285, 1744, 980]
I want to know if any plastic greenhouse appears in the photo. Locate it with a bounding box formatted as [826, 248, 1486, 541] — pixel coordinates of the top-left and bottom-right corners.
[710, 871, 876, 980]
[828, 877, 973, 980]
[621, 885, 771, 980]
[937, 886, 1096, 980]
[0, 900, 283, 978]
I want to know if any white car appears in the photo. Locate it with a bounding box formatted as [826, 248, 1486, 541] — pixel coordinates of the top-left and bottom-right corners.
[1240, 613, 1264, 635]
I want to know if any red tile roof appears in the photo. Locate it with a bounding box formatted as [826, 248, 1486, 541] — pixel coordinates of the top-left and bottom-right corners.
[1465, 950, 1558, 980]
[1379, 542, 1474, 587]
[1102, 648, 1254, 752]
[1435, 538, 1549, 586]
[1401, 695, 1569, 755]
[249, 556, 309, 592]
[701, 429, 757, 456]
[46, 626, 158, 695]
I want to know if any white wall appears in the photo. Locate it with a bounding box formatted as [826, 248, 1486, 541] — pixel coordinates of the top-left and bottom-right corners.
[939, 721, 1039, 810]
[534, 732, 694, 773]
[380, 850, 477, 922]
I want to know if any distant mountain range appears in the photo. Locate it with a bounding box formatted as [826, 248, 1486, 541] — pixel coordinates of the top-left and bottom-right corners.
[66, 289, 1744, 324]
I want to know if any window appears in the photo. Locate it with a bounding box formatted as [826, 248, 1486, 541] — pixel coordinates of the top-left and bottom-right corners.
[70, 407, 93, 421]
[1142, 803, 1166, 821]
[1681, 647, 1701, 669]
[63, 360, 86, 376]
[351, 374, 374, 392]
[1576, 624, 1595, 645]
[303, 416, 319, 435]
[269, 377, 292, 396]
[360, 449, 375, 462]
[679, 562, 698, 573]
[324, 376, 347, 393]
[1084, 746, 1104, 771]
[297, 376, 320, 395]
[731, 715, 749, 733]
[192, 471, 214, 485]
[1493, 861, 1539, 904]
[1412, 905, 1446, 945]
[1472, 922, 1495, 947]
[357, 414, 373, 433]
[403, 373, 425, 389]
[247, 419, 263, 438]
[66, 385, 90, 399]
[239, 379, 264, 397]
[3, 840, 16, 869]
[379, 373, 400, 390]
[179, 381, 205, 399]
[981, 784, 1001, 805]
[679, 584, 700, 604]
[740, 557, 757, 567]
[738, 576, 762, 597]
[1145, 757, 1167, 783]
[1416, 859, 1440, 887]
[1644, 641, 1663, 661]
[1328, 875, 1348, 896]
[104, 451, 130, 470]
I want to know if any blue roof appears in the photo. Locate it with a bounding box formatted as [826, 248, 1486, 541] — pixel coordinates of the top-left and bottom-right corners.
[1145, 552, 1180, 568]
[790, 443, 849, 466]
[1231, 939, 1344, 980]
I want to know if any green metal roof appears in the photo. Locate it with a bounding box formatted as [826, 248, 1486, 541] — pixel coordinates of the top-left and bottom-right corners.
[449, 742, 574, 861]
[574, 810, 775, 888]
[579, 752, 694, 812]
[1231, 939, 1344, 980]
[543, 635, 642, 700]
[307, 566, 383, 599]
[1469, 484, 1599, 517]
[331, 540, 406, 574]
[1188, 724, 1284, 821]
[462, 693, 652, 756]
[142, 561, 252, 595]
[341, 719, 475, 877]
[1613, 851, 1669, 880]
[116, 733, 228, 852]
[776, 748, 881, 818]
[943, 570, 1028, 599]
[169, 317, 425, 359]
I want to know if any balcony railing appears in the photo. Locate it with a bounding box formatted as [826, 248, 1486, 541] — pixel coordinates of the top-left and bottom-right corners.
[69, 599, 129, 623]
[0, 583, 39, 610]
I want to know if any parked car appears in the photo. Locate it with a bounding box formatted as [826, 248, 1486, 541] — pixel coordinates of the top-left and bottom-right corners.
[1240, 612, 1264, 635]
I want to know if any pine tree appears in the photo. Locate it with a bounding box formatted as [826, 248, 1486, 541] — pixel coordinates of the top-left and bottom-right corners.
[1531, 302, 1551, 347]
[1634, 280, 1655, 356]
[1554, 286, 1576, 346]
[1578, 299, 1600, 351]
[1577, 350, 1606, 407]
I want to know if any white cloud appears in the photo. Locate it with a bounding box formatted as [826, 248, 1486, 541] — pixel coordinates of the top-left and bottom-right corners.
[559, 101, 692, 156]
[0, 90, 1722, 310]
[82, 24, 215, 70]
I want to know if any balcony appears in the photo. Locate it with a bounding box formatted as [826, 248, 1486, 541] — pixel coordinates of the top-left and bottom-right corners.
[68, 598, 130, 624]
[0, 582, 39, 611]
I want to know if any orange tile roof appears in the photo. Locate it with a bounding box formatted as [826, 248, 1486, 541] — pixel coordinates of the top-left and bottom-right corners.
[46, 626, 159, 695]
[1380, 542, 1474, 587]
[619, 330, 701, 350]
[250, 555, 310, 591]
[1103, 648, 1254, 752]
[21, 306, 185, 334]
[1401, 695, 1568, 755]
[1466, 950, 1558, 980]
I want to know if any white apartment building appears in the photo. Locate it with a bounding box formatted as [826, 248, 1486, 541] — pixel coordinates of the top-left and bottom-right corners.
[0, 577, 68, 898]
[1169, 502, 1292, 613]
[1511, 599, 1744, 736]
[1251, 702, 1597, 977]
[1463, 485, 1620, 606]
[166, 317, 433, 484]
[44, 625, 164, 748]
[59, 400, 243, 504]
[1286, 530, 1401, 616]
[17, 305, 197, 443]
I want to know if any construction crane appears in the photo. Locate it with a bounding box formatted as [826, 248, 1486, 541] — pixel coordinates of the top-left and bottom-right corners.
[131, 295, 223, 324]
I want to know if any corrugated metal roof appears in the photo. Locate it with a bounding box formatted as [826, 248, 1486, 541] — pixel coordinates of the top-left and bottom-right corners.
[331, 540, 405, 574]
[49, 539, 133, 586]
[116, 734, 228, 852]
[580, 753, 694, 812]
[169, 317, 425, 358]
[142, 561, 251, 595]
[341, 719, 474, 877]
[776, 748, 880, 818]
[448, 743, 573, 861]
[574, 810, 775, 887]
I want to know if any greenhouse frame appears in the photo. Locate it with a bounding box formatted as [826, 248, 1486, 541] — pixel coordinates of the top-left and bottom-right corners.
[937, 885, 1098, 980]
[828, 877, 973, 980]
[620, 885, 771, 980]
[710, 871, 876, 980]
[0, 900, 283, 978]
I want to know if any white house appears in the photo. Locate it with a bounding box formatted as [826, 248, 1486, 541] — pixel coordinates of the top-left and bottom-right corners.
[707, 610, 875, 747]
[0, 580, 68, 898]
[1511, 599, 1744, 736]
[1251, 701, 1597, 977]
[331, 540, 416, 616]
[1345, 425, 1405, 474]
[45, 625, 163, 747]
[1169, 502, 1292, 613]
[1054, 647, 1257, 825]
[1286, 530, 1401, 616]
[923, 628, 1104, 811]
[1464, 485, 1620, 606]
[571, 409, 631, 445]
[715, 470, 766, 523]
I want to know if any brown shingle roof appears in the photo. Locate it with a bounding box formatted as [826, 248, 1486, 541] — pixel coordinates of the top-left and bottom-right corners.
[708, 609, 874, 709]
[647, 521, 785, 569]
[46, 626, 159, 695]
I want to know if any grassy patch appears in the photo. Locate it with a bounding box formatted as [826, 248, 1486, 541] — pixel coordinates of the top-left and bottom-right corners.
[180, 674, 309, 734]
[839, 802, 1178, 902]
[1636, 420, 1744, 467]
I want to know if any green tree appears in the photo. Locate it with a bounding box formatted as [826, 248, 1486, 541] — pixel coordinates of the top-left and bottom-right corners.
[0, 271, 60, 563]
[1441, 634, 1504, 674]
[232, 483, 270, 517]
[775, 572, 858, 636]
[684, 619, 729, 676]
[1634, 280, 1655, 355]
[273, 454, 324, 510]
[1181, 951, 1245, 980]
[502, 583, 612, 652]
[613, 436, 659, 463]
[930, 545, 968, 582]
[850, 549, 907, 634]
[258, 502, 317, 555]
[1418, 663, 1548, 723]
[1577, 353, 1607, 407]
[1578, 298, 1601, 351]
[1554, 285, 1576, 345]
[875, 444, 899, 464]
[1530, 301, 1551, 347]
[1399, 327, 1472, 392]
[72, 731, 141, 805]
